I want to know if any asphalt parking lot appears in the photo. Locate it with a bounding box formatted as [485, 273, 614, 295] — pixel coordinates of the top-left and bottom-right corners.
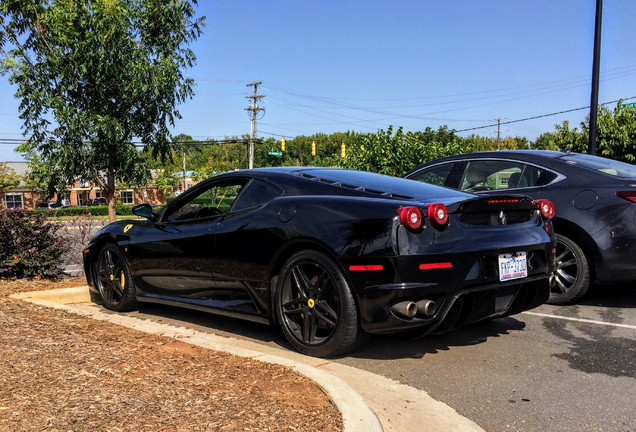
[115, 281, 636, 432]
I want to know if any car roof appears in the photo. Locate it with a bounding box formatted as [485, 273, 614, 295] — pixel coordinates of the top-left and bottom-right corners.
[424, 150, 566, 161]
[405, 150, 636, 181]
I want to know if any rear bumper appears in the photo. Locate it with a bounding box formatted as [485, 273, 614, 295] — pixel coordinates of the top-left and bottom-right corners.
[344, 243, 553, 335]
[591, 206, 636, 283]
[359, 275, 549, 334]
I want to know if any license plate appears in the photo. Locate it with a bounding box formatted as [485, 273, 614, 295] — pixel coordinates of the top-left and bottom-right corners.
[498, 252, 527, 282]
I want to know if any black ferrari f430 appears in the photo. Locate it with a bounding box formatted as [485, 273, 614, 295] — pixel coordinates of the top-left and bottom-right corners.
[83, 167, 556, 357]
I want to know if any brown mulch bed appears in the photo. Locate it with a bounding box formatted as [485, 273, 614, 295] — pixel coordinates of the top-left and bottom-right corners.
[0, 277, 343, 432]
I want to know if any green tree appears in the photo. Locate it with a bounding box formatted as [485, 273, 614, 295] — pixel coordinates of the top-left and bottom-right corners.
[532, 132, 562, 150]
[340, 126, 468, 176]
[543, 102, 636, 163]
[0, 162, 22, 208]
[1, 0, 205, 221]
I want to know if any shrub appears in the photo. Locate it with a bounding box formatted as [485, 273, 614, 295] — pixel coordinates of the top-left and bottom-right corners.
[0, 208, 68, 279]
[28, 204, 149, 217]
[57, 214, 106, 271]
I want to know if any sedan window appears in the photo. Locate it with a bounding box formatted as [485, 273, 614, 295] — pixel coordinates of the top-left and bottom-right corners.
[459, 160, 556, 192]
[460, 161, 526, 192]
[560, 154, 636, 178]
[408, 163, 455, 187]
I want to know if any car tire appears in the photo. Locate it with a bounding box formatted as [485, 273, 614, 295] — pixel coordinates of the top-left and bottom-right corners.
[548, 234, 590, 305]
[275, 250, 366, 357]
[94, 243, 139, 312]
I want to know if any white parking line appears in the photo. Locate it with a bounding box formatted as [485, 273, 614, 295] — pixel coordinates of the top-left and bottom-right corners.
[522, 311, 636, 330]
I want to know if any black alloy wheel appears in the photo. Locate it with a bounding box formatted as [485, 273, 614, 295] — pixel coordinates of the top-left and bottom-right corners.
[548, 234, 590, 305]
[95, 243, 138, 312]
[275, 250, 365, 357]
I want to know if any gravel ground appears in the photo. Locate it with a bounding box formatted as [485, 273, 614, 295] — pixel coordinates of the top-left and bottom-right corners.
[0, 277, 343, 432]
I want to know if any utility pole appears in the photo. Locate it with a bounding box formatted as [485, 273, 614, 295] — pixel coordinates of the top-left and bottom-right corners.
[489, 117, 508, 150]
[245, 81, 265, 169]
[182, 152, 187, 193]
[589, 0, 603, 156]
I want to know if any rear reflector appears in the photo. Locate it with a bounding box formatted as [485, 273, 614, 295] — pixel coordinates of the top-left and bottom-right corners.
[616, 191, 636, 203]
[419, 262, 453, 270]
[349, 265, 384, 271]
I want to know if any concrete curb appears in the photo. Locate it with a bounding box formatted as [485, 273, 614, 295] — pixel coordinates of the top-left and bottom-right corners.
[10, 286, 383, 432]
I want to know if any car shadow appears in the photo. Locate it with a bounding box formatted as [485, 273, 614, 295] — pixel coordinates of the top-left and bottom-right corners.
[575, 282, 636, 308]
[125, 302, 527, 361]
[128, 302, 289, 346]
[345, 316, 527, 360]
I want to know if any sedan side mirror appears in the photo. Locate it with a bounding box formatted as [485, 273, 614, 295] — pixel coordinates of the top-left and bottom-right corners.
[132, 203, 158, 221]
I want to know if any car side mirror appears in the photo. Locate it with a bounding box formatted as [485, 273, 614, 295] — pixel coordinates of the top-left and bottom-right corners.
[132, 203, 158, 221]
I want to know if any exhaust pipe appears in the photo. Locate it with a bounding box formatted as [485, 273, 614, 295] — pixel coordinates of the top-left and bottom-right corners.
[391, 301, 417, 318]
[416, 300, 436, 317]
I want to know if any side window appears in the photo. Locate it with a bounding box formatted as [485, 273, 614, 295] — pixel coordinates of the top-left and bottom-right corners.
[408, 163, 455, 187]
[529, 167, 558, 187]
[460, 161, 525, 192]
[165, 181, 245, 222]
[231, 179, 282, 212]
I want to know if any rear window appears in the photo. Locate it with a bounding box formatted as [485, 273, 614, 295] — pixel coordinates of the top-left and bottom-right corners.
[296, 168, 473, 201]
[559, 154, 636, 178]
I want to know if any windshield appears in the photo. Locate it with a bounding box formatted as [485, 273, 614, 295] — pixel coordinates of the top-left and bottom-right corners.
[559, 154, 636, 178]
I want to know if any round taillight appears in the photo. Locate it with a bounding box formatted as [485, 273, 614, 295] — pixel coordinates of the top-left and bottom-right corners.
[427, 203, 449, 227]
[398, 206, 423, 230]
[536, 199, 555, 219]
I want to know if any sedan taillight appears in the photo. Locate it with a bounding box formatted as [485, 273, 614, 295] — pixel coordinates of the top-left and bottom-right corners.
[536, 199, 555, 219]
[616, 191, 636, 204]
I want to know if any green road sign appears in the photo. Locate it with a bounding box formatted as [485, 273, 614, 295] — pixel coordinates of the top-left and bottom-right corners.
[621, 102, 636, 109]
[268, 151, 282, 156]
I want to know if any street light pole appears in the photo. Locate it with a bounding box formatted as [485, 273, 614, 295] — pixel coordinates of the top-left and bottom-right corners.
[589, 0, 603, 156]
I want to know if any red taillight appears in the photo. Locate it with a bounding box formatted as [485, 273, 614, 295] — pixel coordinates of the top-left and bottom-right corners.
[616, 191, 636, 203]
[398, 206, 424, 231]
[427, 203, 449, 227]
[536, 199, 555, 219]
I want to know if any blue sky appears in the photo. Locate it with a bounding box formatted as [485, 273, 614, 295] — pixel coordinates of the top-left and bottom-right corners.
[2, 0, 635, 161]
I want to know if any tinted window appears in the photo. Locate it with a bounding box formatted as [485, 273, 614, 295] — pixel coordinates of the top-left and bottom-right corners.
[460, 161, 525, 192]
[408, 163, 454, 186]
[559, 154, 636, 178]
[296, 168, 473, 200]
[523, 165, 558, 187]
[165, 180, 246, 222]
[459, 160, 555, 191]
[231, 179, 281, 212]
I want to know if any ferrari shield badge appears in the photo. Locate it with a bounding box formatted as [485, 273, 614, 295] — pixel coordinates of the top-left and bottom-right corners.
[124, 224, 133, 233]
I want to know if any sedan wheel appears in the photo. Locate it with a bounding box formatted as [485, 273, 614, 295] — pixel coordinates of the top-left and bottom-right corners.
[95, 243, 138, 312]
[548, 234, 590, 305]
[276, 250, 365, 357]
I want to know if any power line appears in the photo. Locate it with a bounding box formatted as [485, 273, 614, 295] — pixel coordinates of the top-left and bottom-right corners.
[455, 96, 635, 133]
[1, 97, 633, 147]
[0, 138, 253, 146]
